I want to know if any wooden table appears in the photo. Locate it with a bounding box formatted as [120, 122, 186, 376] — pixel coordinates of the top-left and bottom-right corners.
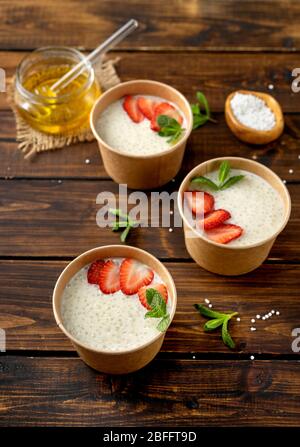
[0, 0, 300, 427]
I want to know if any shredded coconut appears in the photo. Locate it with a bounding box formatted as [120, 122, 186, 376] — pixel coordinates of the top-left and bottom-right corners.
[230, 92, 276, 131]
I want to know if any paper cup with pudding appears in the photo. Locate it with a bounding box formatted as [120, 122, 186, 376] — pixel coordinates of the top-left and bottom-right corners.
[53, 245, 177, 374]
[90, 80, 193, 189]
[178, 157, 291, 275]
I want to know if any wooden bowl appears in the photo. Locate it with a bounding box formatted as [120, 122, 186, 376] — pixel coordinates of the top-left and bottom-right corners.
[53, 245, 177, 374]
[90, 80, 193, 190]
[178, 157, 291, 276]
[225, 90, 284, 145]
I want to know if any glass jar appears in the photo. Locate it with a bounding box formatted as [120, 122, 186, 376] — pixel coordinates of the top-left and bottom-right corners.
[15, 47, 101, 134]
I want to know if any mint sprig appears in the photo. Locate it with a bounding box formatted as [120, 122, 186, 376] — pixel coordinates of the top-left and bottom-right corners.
[194, 304, 238, 349]
[157, 115, 185, 144]
[191, 160, 245, 191]
[191, 91, 217, 130]
[109, 208, 137, 243]
[145, 288, 170, 332]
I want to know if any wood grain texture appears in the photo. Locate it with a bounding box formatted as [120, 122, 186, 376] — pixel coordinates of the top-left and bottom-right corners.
[1, 0, 300, 51]
[0, 179, 297, 260]
[1, 51, 299, 112]
[1, 356, 300, 426]
[1, 260, 299, 354]
[0, 110, 300, 181]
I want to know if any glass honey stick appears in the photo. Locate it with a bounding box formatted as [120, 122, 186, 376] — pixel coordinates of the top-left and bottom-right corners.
[15, 20, 138, 134]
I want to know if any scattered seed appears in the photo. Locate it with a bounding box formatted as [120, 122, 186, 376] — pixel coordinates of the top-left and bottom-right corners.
[276, 311, 280, 316]
[268, 84, 274, 90]
[251, 318, 256, 323]
[168, 228, 173, 232]
[172, 178, 176, 183]
[57, 180, 62, 184]
[271, 310, 275, 314]
[298, 155, 300, 159]
[85, 158, 91, 164]
[250, 327, 256, 331]
[283, 179, 287, 184]
[192, 355, 196, 359]
[208, 304, 213, 308]
[252, 154, 258, 160]
[256, 314, 261, 319]
[236, 317, 241, 322]
[169, 210, 174, 215]
[262, 316, 266, 320]
[250, 355, 255, 360]
[205, 298, 210, 304]
[289, 169, 294, 174]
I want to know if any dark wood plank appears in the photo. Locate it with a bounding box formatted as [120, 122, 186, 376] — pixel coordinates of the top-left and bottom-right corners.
[1, 0, 300, 51]
[1, 110, 300, 181]
[0, 179, 297, 260]
[1, 51, 300, 112]
[1, 260, 299, 354]
[1, 357, 300, 426]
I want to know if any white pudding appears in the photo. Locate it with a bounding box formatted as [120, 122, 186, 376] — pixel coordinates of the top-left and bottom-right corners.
[95, 95, 185, 156]
[61, 258, 169, 352]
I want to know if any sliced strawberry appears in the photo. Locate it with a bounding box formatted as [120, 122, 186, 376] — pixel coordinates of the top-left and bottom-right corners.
[120, 258, 154, 295]
[123, 95, 144, 123]
[99, 260, 120, 294]
[206, 224, 243, 244]
[87, 260, 105, 285]
[199, 209, 231, 231]
[184, 190, 215, 216]
[137, 96, 157, 120]
[151, 102, 183, 131]
[138, 283, 168, 310]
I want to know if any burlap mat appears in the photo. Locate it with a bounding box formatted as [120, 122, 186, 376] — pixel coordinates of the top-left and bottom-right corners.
[7, 57, 120, 160]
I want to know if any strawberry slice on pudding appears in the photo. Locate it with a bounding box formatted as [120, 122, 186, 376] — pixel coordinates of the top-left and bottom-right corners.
[138, 283, 168, 310]
[185, 190, 215, 216]
[137, 97, 157, 121]
[151, 102, 183, 131]
[123, 95, 145, 123]
[87, 260, 105, 285]
[120, 258, 154, 295]
[206, 224, 243, 244]
[200, 209, 231, 231]
[99, 260, 120, 294]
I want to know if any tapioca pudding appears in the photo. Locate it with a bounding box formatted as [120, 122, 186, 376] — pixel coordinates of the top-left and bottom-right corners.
[185, 166, 286, 246]
[96, 94, 186, 156]
[61, 257, 171, 352]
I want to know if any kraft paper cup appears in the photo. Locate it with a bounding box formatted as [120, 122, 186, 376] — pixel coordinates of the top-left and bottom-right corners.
[178, 157, 291, 276]
[53, 245, 177, 374]
[90, 80, 193, 190]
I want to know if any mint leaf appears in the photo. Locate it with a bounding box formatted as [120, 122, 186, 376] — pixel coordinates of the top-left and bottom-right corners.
[145, 288, 157, 307]
[222, 317, 236, 349]
[196, 91, 210, 117]
[157, 115, 185, 144]
[145, 290, 167, 318]
[109, 208, 136, 243]
[120, 225, 131, 242]
[191, 91, 217, 130]
[194, 304, 238, 350]
[220, 175, 245, 190]
[157, 315, 170, 332]
[218, 160, 230, 183]
[157, 115, 169, 127]
[191, 176, 219, 191]
[204, 318, 224, 331]
[194, 304, 226, 320]
[145, 288, 170, 332]
[190, 162, 245, 192]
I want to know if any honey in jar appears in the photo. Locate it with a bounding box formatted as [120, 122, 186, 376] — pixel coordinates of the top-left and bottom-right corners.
[15, 47, 101, 134]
